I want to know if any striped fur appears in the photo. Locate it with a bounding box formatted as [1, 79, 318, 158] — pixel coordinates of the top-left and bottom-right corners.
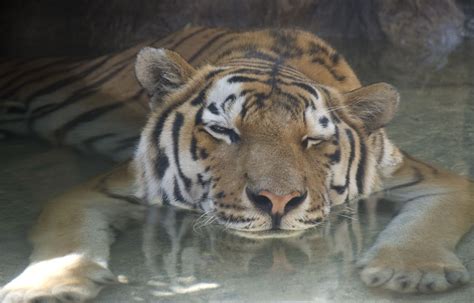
[132, 28, 401, 231]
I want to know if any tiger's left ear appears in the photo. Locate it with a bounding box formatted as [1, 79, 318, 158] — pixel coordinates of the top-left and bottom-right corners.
[344, 83, 399, 133]
[135, 47, 196, 108]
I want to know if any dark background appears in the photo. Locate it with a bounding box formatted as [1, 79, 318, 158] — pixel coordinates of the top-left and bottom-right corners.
[1, 0, 473, 58]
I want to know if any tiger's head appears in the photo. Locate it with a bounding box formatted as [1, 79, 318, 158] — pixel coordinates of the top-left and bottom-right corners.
[134, 47, 399, 231]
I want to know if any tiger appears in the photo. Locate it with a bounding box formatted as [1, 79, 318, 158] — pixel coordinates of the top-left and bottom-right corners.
[0, 26, 473, 302]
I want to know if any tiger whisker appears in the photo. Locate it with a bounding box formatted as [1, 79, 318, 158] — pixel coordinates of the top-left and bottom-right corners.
[192, 210, 218, 232]
[336, 213, 358, 221]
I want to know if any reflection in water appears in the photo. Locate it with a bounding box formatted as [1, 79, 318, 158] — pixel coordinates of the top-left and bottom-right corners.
[137, 194, 400, 301]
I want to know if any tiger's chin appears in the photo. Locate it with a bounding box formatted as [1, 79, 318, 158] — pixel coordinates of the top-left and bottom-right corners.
[214, 212, 323, 233]
[218, 215, 325, 238]
[229, 229, 306, 240]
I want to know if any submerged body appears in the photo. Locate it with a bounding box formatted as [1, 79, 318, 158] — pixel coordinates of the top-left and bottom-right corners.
[0, 27, 473, 302]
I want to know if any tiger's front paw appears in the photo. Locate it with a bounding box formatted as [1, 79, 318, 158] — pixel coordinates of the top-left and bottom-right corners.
[0, 254, 117, 303]
[357, 245, 470, 293]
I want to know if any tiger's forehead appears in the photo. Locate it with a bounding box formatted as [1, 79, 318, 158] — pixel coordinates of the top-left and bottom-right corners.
[201, 75, 246, 128]
[201, 72, 337, 138]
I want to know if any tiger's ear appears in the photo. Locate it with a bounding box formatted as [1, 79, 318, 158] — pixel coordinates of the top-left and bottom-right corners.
[344, 83, 399, 133]
[135, 47, 196, 108]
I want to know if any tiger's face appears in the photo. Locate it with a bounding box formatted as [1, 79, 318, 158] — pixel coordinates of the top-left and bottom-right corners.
[134, 48, 399, 232]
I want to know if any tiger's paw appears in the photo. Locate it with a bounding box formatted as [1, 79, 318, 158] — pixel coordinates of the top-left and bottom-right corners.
[0, 254, 117, 303]
[357, 245, 470, 293]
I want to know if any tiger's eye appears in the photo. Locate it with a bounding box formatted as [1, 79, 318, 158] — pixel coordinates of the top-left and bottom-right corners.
[302, 137, 324, 149]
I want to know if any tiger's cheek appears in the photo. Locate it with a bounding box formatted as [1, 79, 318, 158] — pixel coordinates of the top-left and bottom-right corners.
[303, 147, 334, 216]
[194, 128, 246, 203]
[210, 146, 246, 197]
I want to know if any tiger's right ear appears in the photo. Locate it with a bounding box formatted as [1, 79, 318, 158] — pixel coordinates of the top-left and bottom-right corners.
[135, 47, 195, 108]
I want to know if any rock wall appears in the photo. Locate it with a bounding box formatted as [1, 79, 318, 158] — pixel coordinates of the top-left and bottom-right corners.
[0, 0, 469, 58]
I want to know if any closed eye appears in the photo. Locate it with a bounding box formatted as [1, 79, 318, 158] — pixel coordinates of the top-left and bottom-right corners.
[205, 124, 240, 144]
[302, 136, 325, 149]
[210, 125, 229, 134]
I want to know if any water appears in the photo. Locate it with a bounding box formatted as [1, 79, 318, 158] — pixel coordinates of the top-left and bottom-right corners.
[0, 39, 473, 302]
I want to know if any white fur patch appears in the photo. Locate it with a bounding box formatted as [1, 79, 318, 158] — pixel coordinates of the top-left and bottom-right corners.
[201, 76, 244, 143]
[304, 95, 336, 140]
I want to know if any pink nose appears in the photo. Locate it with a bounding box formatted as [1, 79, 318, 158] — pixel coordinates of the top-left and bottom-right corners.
[258, 191, 302, 215]
[245, 187, 308, 217]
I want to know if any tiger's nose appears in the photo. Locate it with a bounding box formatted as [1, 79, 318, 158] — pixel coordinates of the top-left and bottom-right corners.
[246, 188, 307, 217]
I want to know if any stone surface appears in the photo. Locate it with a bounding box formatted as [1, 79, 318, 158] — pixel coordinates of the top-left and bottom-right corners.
[0, 0, 468, 59]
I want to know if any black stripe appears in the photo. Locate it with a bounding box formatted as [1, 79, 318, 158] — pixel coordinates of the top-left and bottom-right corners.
[384, 167, 424, 192]
[162, 192, 171, 205]
[355, 132, 367, 195]
[169, 27, 209, 50]
[207, 103, 219, 114]
[205, 68, 227, 80]
[345, 130, 356, 179]
[23, 56, 112, 106]
[155, 149, 170, 179]
[290, 82, 319, 99]
[151, 78, 207, 154]
[344, 128, 356, 199]
[0, 89, 95, 125]
[334, 124, 340, 142]
[54, 101, 126, 144]
[190, 135, 199, 161]
[188, 31, 229, 63]
[30, 103, 57, 115]
[329, 127, 353, 194]
[243, 49, 278, 62]
[226, 60, 273, 69]
[297, 93, 312, 108]
[190, 83, 210, 106]
[54, 91, 142, 144]
[331, 185, 346, 195]
[194, 106, 204, 126]
[0, 58, 76, 93]
[1, 60, 85, 99]
[225, 68, 268, 75]
[274, 73, 318, 85]
[153, 32, 180, 48]
[191, 107, 204, 160]
[228, 75, 259, 83]
[152, 102, 177, 146]
[30, 62, 130, 120]
[95, 174, 142, 205]
[0, 59, 35, 79]
[173, 177, 189, 204]
[172, 112, 192, 190]
[205, 35, 238, 59]
[311, 57, 346, 82]
[326, 149, 341, 164]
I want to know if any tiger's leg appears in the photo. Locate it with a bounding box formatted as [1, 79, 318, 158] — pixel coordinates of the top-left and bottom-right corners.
[358, 155, 474, 293]
[0, 163, 144, 303]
